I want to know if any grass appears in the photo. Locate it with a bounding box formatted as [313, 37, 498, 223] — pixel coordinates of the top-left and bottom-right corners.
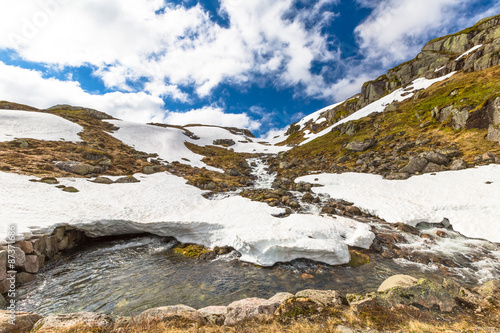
[279, 65, 500, 178]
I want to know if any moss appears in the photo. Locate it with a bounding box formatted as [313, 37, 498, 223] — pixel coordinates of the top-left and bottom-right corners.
[174, 244, 210, 258]
[348, 249, 370, 268]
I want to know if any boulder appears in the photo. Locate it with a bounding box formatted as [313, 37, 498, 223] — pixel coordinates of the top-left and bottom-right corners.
[294, 290, 348, 307]
[345, 140, 375, 152]
[33, 312, 113, 331]
[16, 273, 36, 285]
[376, 278, 457, 312]
[136, 305, 205, 325]
[115, 176, 140, 184]
[268, 292, 294, 306]
[378, 275, 418, 292]
[15, 241, 33, 255]
[0, 251, 6, 281]
[0, 310, 43, 333]
[55, 161, 95, 176]
[12, 247, 25, 269]
[450, 159, 468, 170]
[0, 295, 5, 308]
[488, 124, 500, 143]
[422, 162, 445, 173]
[198, 306, 227, 325]
[24, 255, 39, 274]
[399, 157, 428, 174]
[225, 297, 278, 325]
[91, 177, 114, 184]
[420, 151, 450, 165]
[213, 139, 235, 147]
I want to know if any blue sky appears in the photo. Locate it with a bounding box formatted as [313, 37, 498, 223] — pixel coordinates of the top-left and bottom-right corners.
[0, 0, 498, 138]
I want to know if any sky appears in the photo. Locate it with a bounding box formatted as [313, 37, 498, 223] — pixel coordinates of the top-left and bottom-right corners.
[0, 0, 498, 138]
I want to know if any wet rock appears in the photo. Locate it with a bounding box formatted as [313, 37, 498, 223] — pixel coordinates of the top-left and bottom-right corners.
[295, 289, 348, 307]
[225, 298, 278, 325]
[16, 273, 36, 285]
[378, 275, 418, 292]
[399, 157, 428, 174]
[136, 305, 205, 325]
[33, 312, 113, 331]
[0, 310, 43, 333]
[198, 306, 227, 325]
[115, 176, 140, 184]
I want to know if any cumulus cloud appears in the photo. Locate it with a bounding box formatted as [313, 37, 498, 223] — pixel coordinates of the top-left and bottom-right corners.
[164, 106, 260, 130]
[0, 0, 339, 100]
[354, 0, 496, 66]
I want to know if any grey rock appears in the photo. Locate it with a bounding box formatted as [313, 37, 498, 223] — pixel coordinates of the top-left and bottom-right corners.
[378, 275, 418, 293]
[15, 241, 33, 254]
[295, 289, 348, 307]
[450, 159, 468, 170]
[488, 124, 500, 143]
[384, 173, 411, 180]
[142, 166, 156, 175]
[198, 306, 227, 325]
[420, 151, 450, 165]
[55, 161, 95, 176]
[12, 247, 25, 269]
[345, 140, 375, 152]
[225, 297, 278, 325]
[16, 273, 36, 285]
[225, 168, 241, 177]
[91, 177, 114, 184]
[399, 157, 428, 174]
[0, 251, 6, 281]
[422, 162, 445, 173]
[0, 310, 43, 333]
[115, 176, 140, 184]
[0, 295, 5, 308]
[24, 255, 39, 274]
[268, 292, 294, 306]
[136, 305, 205, 324]
[33, 312, 113, 331]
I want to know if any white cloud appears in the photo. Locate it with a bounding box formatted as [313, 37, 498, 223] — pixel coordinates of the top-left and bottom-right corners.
[354, 0, 495, 66]
[164, 106, 260, 130]
[0, 0, 339, 100]
[0, 61, 166, 123]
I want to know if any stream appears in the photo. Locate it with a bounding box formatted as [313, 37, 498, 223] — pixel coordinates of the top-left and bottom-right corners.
[14, 157, 500, 317]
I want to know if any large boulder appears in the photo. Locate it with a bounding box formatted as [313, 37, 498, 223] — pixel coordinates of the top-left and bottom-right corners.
[377, 275, 418, 292]
[294, 289, 348, 307]
[420, 151, 450, 166]
[399, 157, 428, 174]
[225, 298, 278, 325]
[136, 305, 205, 325]
[0, 311, 43, 333]
[55, 161, 96, 176]
[376, 279, 457, 312]
[33, 312, 113, 331]
[345, 140, 375, 152]
[198, 306, 227, 325]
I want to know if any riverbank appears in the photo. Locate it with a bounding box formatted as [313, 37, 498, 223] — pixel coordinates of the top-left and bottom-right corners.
[1, 275, 499, 332]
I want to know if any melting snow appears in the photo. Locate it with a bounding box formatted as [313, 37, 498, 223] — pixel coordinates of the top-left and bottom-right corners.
[299, 72, 455, 146]
[0, 171, 374, 266]
[456, 45, 483, 61]
[0, 110, 83, 142]
[297, 164, 500, 243]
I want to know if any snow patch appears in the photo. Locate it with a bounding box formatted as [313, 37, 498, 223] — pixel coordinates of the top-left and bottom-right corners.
[297, 165, 500, 243]
[0, 171, 375, 266]
[456, 45, 482, 61]
[300, 72, 455, 145]
[0, 110, 83, 142]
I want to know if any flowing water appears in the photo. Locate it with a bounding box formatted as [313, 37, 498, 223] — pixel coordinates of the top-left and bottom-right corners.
[17, 235, 459, 317]
[13, 157, 500, 317]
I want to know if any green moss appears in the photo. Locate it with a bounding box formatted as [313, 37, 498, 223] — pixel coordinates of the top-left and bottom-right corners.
[174, 244, 210, 258]
[348, 249, 370, 268]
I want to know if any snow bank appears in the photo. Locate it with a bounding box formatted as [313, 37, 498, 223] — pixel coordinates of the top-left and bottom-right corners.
[0, 110, 83, 142]
[106, 121, 288, 171]
[297, 165, 500, 242]
[186, 126, 288, 154]
[0, 171, 374, 266]
[456, 45, 482, 61]
[300, 72, 455, 145]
